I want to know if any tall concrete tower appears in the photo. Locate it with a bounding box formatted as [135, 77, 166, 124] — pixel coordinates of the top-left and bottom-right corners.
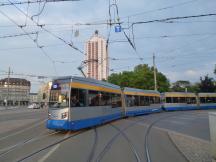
[85, 30, 109, 80]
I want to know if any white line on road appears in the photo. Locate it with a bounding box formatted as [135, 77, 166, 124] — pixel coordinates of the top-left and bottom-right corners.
[38, 132, 70, 162]
[0, 119, 47, 141]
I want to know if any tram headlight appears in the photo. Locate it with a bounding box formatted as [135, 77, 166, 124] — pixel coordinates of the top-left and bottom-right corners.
[61, 112, 68, 119]
[48, 113, 51, 119]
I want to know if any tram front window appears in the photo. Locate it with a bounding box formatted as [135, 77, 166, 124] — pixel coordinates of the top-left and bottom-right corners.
[49, 84, 69, 108]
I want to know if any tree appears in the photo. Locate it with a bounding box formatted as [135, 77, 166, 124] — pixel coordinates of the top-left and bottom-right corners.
[171, 80, 191, 92]
[108, 64, 170, 92]
[199, 75, 216, 92]
[214, 65, 216, 76]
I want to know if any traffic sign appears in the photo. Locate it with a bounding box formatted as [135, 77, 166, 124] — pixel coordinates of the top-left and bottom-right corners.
[115, 26, 122, 32]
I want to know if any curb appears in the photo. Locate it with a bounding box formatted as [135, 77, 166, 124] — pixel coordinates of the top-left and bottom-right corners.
[167, 131, 190, 162]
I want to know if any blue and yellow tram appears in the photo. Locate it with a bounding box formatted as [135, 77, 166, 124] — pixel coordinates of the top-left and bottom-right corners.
[47, 76, 124, 131]
[162, 92, 198, 111]
[198, 93, 216, 109]
[46, 76, 216, 131]
[123, 87, 162, 116]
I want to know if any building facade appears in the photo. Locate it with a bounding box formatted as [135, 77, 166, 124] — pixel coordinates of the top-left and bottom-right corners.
[85, 30, 109, 80]
[0, 78, 31, 106]
[29, 93, 38, 103]
[37, 82, 52, 104]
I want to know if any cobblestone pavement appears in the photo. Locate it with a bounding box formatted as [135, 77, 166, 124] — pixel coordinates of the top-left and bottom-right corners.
[168, 131, 212, 162]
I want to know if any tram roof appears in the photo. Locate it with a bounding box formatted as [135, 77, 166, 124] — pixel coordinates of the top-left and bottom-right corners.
[52, 76, 121, 90]
[162, 92, 196, 97]
[124, 87, 159, 94]
[123, 87, 160, 96]
[198, 93, 216, 97]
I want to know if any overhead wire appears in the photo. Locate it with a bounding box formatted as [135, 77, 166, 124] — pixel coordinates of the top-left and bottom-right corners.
[0, 0, 80, 7]
[130, 13, 216, 27]
[123, 0, 201, 19]
[0, 32, 37, 39]
[0, 8, 58, 75]
[6, 0, 85, 55]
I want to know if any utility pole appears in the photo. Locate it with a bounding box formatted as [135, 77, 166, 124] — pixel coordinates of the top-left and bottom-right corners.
[6, 67, 11, 107]
[153, 53, 158, 91]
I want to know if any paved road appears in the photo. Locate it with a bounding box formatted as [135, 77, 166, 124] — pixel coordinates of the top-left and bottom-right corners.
[0, 108, 214, 162]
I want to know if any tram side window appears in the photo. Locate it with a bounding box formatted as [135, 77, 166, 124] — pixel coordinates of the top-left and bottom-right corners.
[140, 96, 145, 106]
[173, 97, 179, 103]
[165, 97, 172, 103]
[155, 97, 160, 104]
[111, 93, 121, 107]
[206, 97, 215, 103]
[200, 97, 206, 103]
[139, 96, 150, 106]
[187, 97, 196, 104]
[71, 88, 86, 107]
[179, 97, 186, 103]
[134, 96, 139, 106]
[126, 95, 135, 107]
[149, 96, 154, 104]
[100, 92, 112, 106]
[89, 90, 99, 106]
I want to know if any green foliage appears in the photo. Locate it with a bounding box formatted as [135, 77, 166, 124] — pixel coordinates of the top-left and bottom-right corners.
[108, 64, 170, 92]
[199, 75, 216, 92]
[171, 80, 200, 93]
[214, 65, 216, 75]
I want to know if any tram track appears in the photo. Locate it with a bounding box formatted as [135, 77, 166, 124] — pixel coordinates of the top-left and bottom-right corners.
[0, 130, 61, 158]
[0, 118, 47, 142]
[86, 128, 98, 162]
[110, 124, 142, 162]
[16, 130, 87, 162]
[136, 112, 200, 162]
[95, 117, 147, 162]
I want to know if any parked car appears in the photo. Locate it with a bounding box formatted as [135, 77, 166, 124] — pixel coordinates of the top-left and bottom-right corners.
[28, 103, 40, 109]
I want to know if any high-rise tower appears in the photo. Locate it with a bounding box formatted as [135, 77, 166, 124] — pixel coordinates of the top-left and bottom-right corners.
[85, 30, 109, 80]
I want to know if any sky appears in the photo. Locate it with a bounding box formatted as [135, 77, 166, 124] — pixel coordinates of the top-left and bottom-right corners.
[0, 0, 216, 92]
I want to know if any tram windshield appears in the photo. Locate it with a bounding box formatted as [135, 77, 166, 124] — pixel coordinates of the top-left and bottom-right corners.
[49, 83, 69, 108]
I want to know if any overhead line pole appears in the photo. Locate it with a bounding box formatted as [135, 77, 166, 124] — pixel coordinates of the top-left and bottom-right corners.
[153, 53, 158, 91]
[6, 67, 11, 107]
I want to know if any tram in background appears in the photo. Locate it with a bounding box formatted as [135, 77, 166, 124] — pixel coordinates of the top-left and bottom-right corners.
[123, 87, 161, 116]
[198, 93, 216, 109]
[161, 92, 198, 111]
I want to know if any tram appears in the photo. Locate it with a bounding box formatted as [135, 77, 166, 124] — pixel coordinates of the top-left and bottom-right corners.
[161, 92, 198, 111]
[123, 87, 162, 116]
[198, 93, 216, 109]
[46, 76, 216, 131]
[47, 76, 124, 131]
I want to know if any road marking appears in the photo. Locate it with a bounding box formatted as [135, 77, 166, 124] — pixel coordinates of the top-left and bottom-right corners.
[162, 120, 187, 125]
[38, 144, 60, 162]
[38, 132, 70, 162]
[0, 119, 47, 141]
